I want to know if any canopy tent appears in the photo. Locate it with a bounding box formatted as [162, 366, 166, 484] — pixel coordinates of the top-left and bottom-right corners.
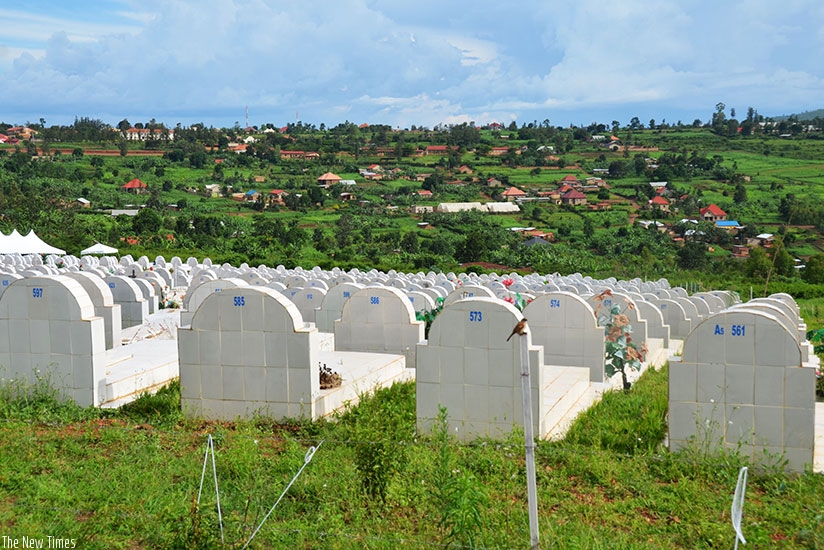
[0, 230, 66, 255]
[80, 242, 119, 255]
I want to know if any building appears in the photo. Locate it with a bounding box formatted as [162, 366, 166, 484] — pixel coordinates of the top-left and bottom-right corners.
[560, 189, 587, 206]
[501, 187, 527, 201]
[317, 172, 342, 187]
[121, 178, 148, 194]
[649, 195, 670, 212]
[699, 204, 727, 222]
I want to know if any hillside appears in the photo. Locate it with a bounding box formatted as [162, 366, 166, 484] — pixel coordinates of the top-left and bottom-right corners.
[772, 108, 824, 121]
[1, 119, 824, 300]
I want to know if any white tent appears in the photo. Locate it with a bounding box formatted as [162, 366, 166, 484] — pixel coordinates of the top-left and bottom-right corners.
[0, 230, 66, 255]
[81, 242, 119, 255]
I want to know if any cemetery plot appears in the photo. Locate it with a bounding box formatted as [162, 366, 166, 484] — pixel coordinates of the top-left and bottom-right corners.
[669, 308, 816, 472]
[179, 286, 409, 421]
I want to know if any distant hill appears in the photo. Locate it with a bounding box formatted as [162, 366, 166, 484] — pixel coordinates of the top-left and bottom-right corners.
[772, 108, 824, 121]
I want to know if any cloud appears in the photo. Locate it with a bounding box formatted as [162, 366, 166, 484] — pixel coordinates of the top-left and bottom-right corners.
[1, 0, 823, 128]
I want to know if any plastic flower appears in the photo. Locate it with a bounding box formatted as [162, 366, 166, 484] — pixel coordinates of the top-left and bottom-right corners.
[612, 314, 630, 328]
[502, 278, 514, 288]
[503, 295, 515, 304]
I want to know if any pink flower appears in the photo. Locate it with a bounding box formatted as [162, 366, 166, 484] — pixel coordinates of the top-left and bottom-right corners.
[502, 278, 514, 288]
[503, 296, 515, 304]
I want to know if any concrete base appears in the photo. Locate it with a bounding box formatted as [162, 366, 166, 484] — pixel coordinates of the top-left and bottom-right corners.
[100, 339, 179, 408]
[313, 350, 412, 418]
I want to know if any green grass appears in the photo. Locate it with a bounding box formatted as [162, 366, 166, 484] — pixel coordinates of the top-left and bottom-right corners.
[0, 367, 822, 548]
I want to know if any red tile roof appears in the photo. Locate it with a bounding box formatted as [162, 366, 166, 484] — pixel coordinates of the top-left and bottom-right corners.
[700, 204, 726, 217]
[561, 189, 586, 199]
[122, 178, 147, 189]
[317, 172, 342, 181]
[502, 186, 527, 196]
[650, 196, 669, 205]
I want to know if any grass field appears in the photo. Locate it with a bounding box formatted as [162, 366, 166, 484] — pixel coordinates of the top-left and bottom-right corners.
[0, 365, 821, 548]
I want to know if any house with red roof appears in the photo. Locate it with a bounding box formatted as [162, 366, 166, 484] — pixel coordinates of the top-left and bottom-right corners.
[121, 178, 148, 194]
[559, 174, 579, 185]
[560, 189, 587, 206]
[489, 146, 510, 156]
[424, 145, 458, 155]
[317, 172, 342, 187]
[501, 186, 527, 201]
[649, 195, 670, 212]
[268, 189, 287, 206]
[416, 189, 433, 198]
[699, 204, 727, 222]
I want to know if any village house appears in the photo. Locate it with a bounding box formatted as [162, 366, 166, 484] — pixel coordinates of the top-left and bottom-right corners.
[279, 150, 306, 160]
[123, 127, 174, 141]
[749, 233, 775, 248]
[560, 189, 587, 206]
[558, 174, 579, 186]
[501, 186, 527, 202]
[649, 195, 670, 212]
[317, 172, 342, 187]
[121, 178, 148, 194]
[409, 205, 434, 215]
[268, 189, 287, 206]
[699, 204, 727, 222]
[416, 189, 434, 198]
[6, 126, 38, 140]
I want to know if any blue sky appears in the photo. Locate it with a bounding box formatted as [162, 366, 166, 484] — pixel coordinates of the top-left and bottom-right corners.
[1, 1, 823, 129]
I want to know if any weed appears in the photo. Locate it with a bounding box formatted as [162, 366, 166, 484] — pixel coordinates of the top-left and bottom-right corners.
[120, 379, 183, 427]
[0, 366, 103, 423]
[431, 407, 487, 548]
[337, 383, 414, 502]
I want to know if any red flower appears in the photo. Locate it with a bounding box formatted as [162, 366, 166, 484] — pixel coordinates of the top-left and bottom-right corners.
[502, 278, 514, 288]
[503, 296, 515, 304]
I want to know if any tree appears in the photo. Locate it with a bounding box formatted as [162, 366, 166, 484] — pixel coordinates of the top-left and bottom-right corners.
[583, 218, 594, 240]
[746, 246, 771, 279]
[802, 254, 824, 284]
[400, 231, 419, 253]
[677, 241, 707, 269]
[118, 138, 129, 157]
[132, 207, 162, 234]
[733, 183, 747, 204]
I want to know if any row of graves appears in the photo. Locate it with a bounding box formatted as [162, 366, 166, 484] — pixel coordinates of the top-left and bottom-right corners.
[0, 252, 819, 472]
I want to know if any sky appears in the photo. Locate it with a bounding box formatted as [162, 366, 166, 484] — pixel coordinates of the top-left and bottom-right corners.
[1, 1, 823, 130]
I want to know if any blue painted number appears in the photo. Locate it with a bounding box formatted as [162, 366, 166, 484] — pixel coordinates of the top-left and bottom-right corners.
[370, 296, 380, 305]
[550, 299, 561, 308]
[469, 311, 482, 322]
[233, 296, 245, 306]
[32, 288, 43, 298]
